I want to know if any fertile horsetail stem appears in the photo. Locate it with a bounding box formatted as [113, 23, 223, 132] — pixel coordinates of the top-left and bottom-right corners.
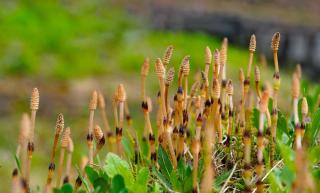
[87, 90, 97, 165]
[246, 34, 256, 78]
[165, 67, 175, 112]
[213, 49, 220, 79]
[220, 38, 228, 80]
[116, 84, 126, 156]
[17, 113, 30, 179]
[26, 87, 39, 187]
[46, 113, 64, 188]
[93, 125, 105, 157]
[205, 46, 212, 77]
[162, 45, 173, 68]
[301, 97, 308, 137]
[56, 127, 70, 188]
[63, 136, 73, 184]
[254, 65, 261, 99]
[292, 73, 302, 149]
[270, 32, 281, 165]
[256, 89, 269, 193]
[141, 58, 149, 101]
[98, 92, 111, 134]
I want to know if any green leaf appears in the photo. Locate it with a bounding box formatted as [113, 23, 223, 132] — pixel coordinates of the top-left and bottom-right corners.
[14, 154, 22, 173]
[60, 183, 73, 193]
[85, 166, 99, 184]
[305, 109, 320, 146]
[152, 166, 172, 190]
[52, 184, 73, 193]
[134, 167, 150, 193]
[176, 159, 192, 193]
[252, 108, 259, 130]
[104, 153, 134, 189]
[93, 177, 109, 193]
[122, 136, 134, 159]
[111, 175, 128, 193]
[157, 146, 173, 180]
[214, 170, 232, 189]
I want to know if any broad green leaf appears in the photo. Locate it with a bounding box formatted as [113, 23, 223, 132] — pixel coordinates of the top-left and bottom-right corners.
[277, 142, 294, 171]
[93, 177, 109, 193]
[157, 146, 173, 180]
[252, 108, 259, 130]
[134, 167, 150, 193]
[152, 182, 163, 193]
[122, 136, 134, 159]
[104, 153, 134, 189]
[305, 108, 320, 146]
[85, 166, 99, 184]
[152, 166, 172, 190]
[111, 175, 128, 193]
[176, 159, 192, 193]
[214, 169, 232, 189]
[60, 183, 73, 193]
[53, 189, 61, 193]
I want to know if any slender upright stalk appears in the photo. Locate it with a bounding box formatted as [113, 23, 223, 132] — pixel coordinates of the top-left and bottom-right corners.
[12, 168, 22, 193]
[200, 104, 215, 193]
[204, 46, 212, 79]
[26, 88, 39, 188]
[98, 92, 111, 135]
[165, 67, 175, 113]
[18, 114, 30, 179]
[116, 84, 126, 157]
[63, 136, 73, 184]
[45, 113, 64, 188]
[56, 127, 70, 188]
[256, 90, 269, 193]
[301, 97, 308, 138]
[87, 91, 97, 165]
[292, 73, 301, 149]
[270, 32, 281, 165]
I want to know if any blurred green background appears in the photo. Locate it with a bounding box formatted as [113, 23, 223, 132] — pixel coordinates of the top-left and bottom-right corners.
[0, 0, 318, 192]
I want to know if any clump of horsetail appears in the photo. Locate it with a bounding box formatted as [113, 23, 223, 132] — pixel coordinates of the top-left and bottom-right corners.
[270, 32, 281, 165]
[256, 89, 270, 193]
[63, 136, 73, 184]
[56, 127, 70, 188]
[26, 87, 39, 188]
[87, 91, 97, 165]
[45, 113, 64, 189]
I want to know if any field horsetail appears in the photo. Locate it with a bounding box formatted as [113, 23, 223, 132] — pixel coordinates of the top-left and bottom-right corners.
[10, 32, 320, 193]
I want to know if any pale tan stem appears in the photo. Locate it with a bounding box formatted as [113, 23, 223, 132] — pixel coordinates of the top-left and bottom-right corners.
[56, 148, 65, 188]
